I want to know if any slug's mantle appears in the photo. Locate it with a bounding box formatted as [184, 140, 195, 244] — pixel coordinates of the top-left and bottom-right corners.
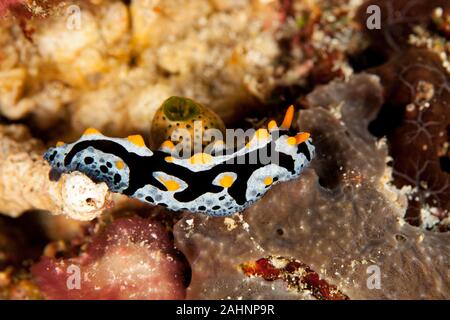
[44, 100, 315, 216]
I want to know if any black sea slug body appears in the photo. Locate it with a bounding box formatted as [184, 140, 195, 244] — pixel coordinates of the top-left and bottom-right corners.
[44, 97, 315, 216]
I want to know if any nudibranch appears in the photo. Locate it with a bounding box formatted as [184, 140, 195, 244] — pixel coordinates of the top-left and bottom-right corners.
[44, 98, 315, 216]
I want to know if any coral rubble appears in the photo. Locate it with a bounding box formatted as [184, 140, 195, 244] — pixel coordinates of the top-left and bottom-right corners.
[0, 124, 111, 220]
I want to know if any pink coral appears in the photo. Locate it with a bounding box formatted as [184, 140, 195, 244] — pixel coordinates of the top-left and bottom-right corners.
[31, 217, 187, 299]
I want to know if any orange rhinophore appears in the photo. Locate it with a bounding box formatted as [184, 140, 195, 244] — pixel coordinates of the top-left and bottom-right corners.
[280, 105, 295, 130]
[295, 132, 310, 144]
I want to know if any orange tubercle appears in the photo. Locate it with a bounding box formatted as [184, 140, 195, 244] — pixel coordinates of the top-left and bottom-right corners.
[161, 140, 175, 149]
[267, 120, 277, 131]
[263, 176, 273, 186]
[190, 153, 213, 165]
[115, 160, 125, 169]
[158, 176, 180, 191]
[83, 128, 101, 136]
[219, 175, 234, 188]
[255, 128, 269, 140]
[127, 135, 146, 147]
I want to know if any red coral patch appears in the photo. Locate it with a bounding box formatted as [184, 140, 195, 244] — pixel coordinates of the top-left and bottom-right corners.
[241, 257, 349, 300]
[31, 217, 187, 300]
